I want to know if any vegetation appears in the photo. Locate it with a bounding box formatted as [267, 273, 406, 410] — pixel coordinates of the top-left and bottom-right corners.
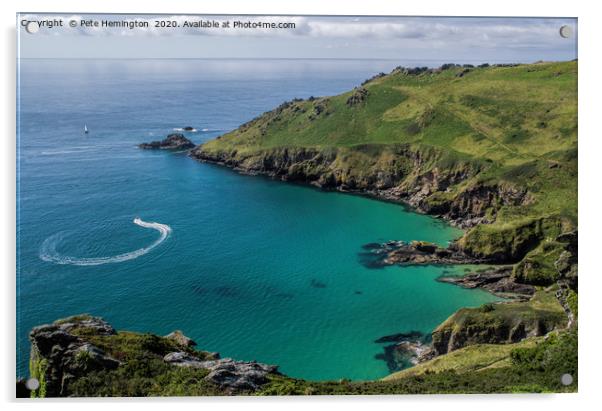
[198, 61, 577, 266]
[431, 289, 567, 354]
[32, 321, 577, 396]
[192, 61, 578, 395]
[64, 331, 219, 397]
[27, 62, 578, 397]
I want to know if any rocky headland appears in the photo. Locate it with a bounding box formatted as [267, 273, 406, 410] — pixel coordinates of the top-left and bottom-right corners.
[187, 62, 577, 391]
[23, 62, 577, 396]
[27, 315, 280, 397]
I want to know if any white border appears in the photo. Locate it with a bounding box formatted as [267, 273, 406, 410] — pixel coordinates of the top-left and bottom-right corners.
[2, 1, 600, 409]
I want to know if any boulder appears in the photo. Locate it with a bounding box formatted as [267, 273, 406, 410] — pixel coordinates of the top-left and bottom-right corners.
[165, 330, 197, 347]
[163, 352, 278, 392]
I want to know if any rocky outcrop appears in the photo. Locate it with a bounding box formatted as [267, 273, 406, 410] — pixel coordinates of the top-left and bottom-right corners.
[28, 315, 280, 397]
[165, 330, 197, 347]
[164, 352, 278, 392]
[29, 315, 120, 397]
[359, 240, 482, 268]
[437, 266, 536, 300]
[139, 133, 195, 150]
[431, 293, 567, 355]
[555, 230, 578, 290]
[346, 87, 369, 106]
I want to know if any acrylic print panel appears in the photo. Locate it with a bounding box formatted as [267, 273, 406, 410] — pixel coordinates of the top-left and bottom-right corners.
[16, 14, 577, 397]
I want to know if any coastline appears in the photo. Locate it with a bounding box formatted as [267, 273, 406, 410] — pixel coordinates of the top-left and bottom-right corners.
[21, 61, 578, 396]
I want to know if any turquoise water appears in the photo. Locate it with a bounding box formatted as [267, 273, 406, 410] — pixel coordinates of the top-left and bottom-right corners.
[17, 59, 499, 381]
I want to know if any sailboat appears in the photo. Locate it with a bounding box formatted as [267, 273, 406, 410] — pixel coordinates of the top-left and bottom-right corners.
[84, 124, 89, 134]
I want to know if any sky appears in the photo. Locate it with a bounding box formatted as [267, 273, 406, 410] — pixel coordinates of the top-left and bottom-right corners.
[17, 14, 577, 63]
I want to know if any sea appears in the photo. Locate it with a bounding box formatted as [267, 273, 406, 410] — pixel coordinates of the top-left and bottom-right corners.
[16, 59, 500, 381]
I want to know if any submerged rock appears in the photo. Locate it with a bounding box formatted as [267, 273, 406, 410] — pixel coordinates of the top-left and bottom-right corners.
[139, 133, 195, 150]
[374, 331, 434, 372]
[374, 331, 423, 344]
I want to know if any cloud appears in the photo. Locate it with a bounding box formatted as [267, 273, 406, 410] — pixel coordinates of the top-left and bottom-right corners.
[18, 14, 576, 59]
[19, 14, 576, 41]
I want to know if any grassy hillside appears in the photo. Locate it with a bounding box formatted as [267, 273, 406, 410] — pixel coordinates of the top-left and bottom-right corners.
[203, 62, 576, 162]
[196, 61, 577, 267]
[189, 62, 578, 394]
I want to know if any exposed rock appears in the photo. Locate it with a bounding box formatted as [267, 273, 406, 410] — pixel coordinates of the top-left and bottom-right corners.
[28, 315, 279, 397]
[191, 144, 532, 235]
[438, 266, 536, 300]
[374, 331, 423, 343]
[29, 315, 120, 397]
[555, 230, 578, 290]
[346, 87, 369, 107]
[182, 126, 195, 131]
[163, 351, 205, 366]
[139, 133, 195, 150]
[164, 352, 278, 392]
[165, 330, 197, 347]
[555, 283, 576, 329]
[359, 240, 483, 268]
[431, 298, 566, 355]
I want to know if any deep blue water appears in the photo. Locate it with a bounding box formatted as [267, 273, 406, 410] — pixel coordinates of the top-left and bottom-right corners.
[17, 59, 499, 381]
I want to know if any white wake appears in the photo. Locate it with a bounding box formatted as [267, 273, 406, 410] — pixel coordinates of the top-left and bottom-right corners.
[39, 218, 172, 266]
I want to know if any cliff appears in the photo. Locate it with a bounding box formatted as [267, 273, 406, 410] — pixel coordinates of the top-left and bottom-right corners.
[24, 313, 577, 396]
[28, 315, 279, 397]
[192, 61, 577, 268]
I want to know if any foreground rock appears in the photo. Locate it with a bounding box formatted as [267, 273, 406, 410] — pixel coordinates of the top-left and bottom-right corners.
[139, 133, 195, 150]
[164, 352, 279, 392]
[28, 315, 280, 397]
[165, 330, 197, 347]
[29, 315, 120, 397]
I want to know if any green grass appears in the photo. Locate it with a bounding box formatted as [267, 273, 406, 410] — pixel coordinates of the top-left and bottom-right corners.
[198, 61, 577, 268]
[256, 329, 576, 395]
[68, 326, 577, 396]
[33, 62, 578, 397]
[384, 338, 540, 380]
[430, 289, 567, 355]
[203, 62, 576, 160]
[30, 309, 576, 396]
[62, 331, 220, 397]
